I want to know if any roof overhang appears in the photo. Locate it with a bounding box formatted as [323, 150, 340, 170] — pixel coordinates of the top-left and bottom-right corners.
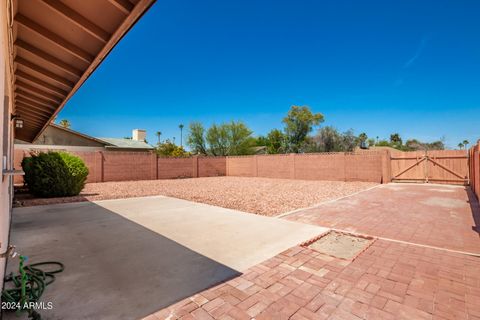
[4, 0, 156, 142]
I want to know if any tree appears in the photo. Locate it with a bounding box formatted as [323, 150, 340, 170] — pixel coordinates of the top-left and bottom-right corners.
[187, 121, 255, 156]
[206, 124, 229, 156]
[405, 139, 424, 151]
[266, 129, 286, 154]
[156, 131, 162, 144]
[390, 133, 402, 145]
[458, 142, 464, 150]
[155, 139, 189, 157]
[283, 106, 324, 153]
[206, 121, 255, 156]
[58, 119, 71, 129]
[179, 124, 184, 147]
[187, 122, 208, 155]
[463, 140, 469, 150]
[367, 138, 375, 147]
[341, 129, 358, 152]
[358, 133, 368, 143]
[313, 126, 341, 152]
[376, 140, 391, 147]
[358, 132, 368, 149]
[254, 135, 269, 147]
[425, 140, 445, 150]
[308, 126, 357, 152]
[227, 121, 255, 155]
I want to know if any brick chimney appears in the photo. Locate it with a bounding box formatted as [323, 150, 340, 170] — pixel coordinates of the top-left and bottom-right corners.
[132, 129, 146, 141]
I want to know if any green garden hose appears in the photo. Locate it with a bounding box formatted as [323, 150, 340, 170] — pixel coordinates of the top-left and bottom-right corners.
[2, 256, 64, 320]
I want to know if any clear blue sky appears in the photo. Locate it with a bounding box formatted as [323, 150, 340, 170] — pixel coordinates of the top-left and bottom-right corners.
[58, 0, 480, 149]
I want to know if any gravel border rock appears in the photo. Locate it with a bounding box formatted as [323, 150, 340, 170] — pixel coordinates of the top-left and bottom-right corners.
[14, 177, 378, 216]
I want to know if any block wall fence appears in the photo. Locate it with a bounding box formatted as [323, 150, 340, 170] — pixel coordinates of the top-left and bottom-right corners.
[226, 151, 391, 183]
[16, 147, 478, 189]
[469, 141, 480, 200]
[13, 150, 226, 184]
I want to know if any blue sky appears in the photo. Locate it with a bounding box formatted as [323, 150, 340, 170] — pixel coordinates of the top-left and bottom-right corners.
[58, 0, 480, 148]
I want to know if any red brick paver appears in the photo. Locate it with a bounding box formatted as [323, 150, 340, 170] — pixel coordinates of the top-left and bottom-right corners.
[144, 239, 480, 320]
[285, 184, 480, 254]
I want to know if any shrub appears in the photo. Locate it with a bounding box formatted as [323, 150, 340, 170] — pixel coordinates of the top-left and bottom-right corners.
[21, 151, 89, 197]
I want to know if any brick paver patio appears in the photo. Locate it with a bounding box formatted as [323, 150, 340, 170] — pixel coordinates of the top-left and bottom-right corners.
[143, 183, 480, 319]
[145, 239, 480, 320]
[284, 184, 480, 254]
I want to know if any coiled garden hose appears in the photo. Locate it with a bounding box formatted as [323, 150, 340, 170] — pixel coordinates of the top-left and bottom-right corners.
[2, 256, 64, 320]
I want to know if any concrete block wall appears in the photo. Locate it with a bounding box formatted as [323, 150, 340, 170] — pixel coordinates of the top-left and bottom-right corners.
[226, 152, 388, 183]
[257, 154, 294, 179]
[102, 152, 154, 182]
[294, 153, 346, 181]
[345, 153, 383, 182]
[14, 150, 226, 184]
[157, 157, 195, 179]
[198, 157, 226, 177]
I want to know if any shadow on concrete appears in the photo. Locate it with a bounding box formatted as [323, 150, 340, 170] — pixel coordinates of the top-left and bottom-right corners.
[466, 187, 480, 235]
[4, 201, 240, 320]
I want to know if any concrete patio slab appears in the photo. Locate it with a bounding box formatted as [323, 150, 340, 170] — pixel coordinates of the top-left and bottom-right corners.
[285, 183, 480, 255]
[4, 196, 326, 320]
[94, 195, 328, 271]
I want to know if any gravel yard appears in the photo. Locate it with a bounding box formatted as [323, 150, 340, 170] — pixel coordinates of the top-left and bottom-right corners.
[14, 177, 377, 216]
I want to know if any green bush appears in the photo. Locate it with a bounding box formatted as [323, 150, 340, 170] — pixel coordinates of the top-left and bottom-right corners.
[21, 151, 89, 197]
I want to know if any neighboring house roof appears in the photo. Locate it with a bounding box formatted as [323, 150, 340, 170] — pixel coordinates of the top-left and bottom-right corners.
[16, 123, 154, 150]
[252, 146, 267, 154]
[96, 138, 154, 150]
[355, 146, 399, 153]
[49, 123, 111, 146]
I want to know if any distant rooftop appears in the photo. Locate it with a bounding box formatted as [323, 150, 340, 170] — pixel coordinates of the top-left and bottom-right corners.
[96, 138, 153, 150]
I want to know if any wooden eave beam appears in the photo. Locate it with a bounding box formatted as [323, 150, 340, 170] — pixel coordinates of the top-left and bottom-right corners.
[41, 0, 111, 43]
[17, 110, 51, 124]
[15, 89, 59, 109]
[16, 80, 63, 104]
[33, 0, 157, 142]
[16, 70, 68, 97]
[15, 39, 83, 78]
[16, 96, 56, 112]
[15, 56, 74, 88]
[108, 0, 134, 15]
[17, 114, 48, 125]
[16, 101, 54, 117]
[15, 14, 94, 64]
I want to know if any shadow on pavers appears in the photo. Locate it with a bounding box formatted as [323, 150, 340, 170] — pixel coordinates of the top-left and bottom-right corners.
[4, 201, 240, 320]
[467, 186, 480, 234]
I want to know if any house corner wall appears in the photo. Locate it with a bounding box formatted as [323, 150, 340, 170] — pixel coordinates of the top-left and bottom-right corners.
[0, 1, 14, 290]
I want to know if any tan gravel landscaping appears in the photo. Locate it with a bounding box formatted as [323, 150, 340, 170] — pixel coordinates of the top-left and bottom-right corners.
[14, 177, 377, 216]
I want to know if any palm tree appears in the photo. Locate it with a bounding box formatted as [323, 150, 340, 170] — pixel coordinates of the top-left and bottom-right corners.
[358, 132, 368, 142]
[58, 119, 71, 129]
[156, 131, 162, 144]
[458, 142, 464, 150]
[390, 133, 402, 145]
[463, 140, 469, 150]
[179, 124, 184, 147]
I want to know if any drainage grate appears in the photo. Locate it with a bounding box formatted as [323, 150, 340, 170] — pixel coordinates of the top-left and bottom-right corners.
[306, 231, 374, 260]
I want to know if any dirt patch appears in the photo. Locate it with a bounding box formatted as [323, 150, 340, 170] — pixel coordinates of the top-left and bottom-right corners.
[307, 231, 373, 259]
[13, 177, 377, 216]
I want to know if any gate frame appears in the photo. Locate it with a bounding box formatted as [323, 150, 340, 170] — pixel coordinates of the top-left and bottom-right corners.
[391, 151, 469, 185]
